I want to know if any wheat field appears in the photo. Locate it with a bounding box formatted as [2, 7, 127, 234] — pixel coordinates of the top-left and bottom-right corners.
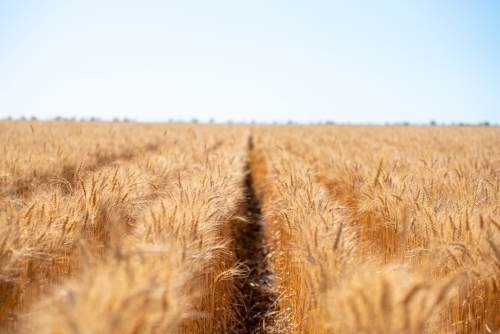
[1, 120, 499, 333]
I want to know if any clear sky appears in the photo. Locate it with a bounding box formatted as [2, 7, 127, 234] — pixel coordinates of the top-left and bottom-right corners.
[1, 1, 499, 124]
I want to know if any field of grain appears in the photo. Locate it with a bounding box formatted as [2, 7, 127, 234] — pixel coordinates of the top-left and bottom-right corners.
[251, 125, 500, 333]
[1, 120, 499, 333]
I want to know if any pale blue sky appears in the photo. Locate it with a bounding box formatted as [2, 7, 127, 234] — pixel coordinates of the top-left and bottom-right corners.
[1, 1, 499, 124]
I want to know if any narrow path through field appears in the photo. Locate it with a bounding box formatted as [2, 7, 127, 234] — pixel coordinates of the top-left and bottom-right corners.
[234, 138, 275, 333]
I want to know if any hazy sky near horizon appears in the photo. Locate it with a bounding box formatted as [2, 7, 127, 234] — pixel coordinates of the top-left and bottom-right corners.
[1, 1, 499, 124]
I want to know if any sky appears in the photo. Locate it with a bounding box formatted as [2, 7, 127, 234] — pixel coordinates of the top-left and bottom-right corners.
[0, 1, 499, 124]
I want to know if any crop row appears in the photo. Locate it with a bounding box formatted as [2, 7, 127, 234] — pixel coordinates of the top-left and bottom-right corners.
[250, 125, 500, 333]
[1, 121, 250, 333]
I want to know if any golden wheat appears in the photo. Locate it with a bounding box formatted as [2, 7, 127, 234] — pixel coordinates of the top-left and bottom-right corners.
[250, 124, 500, 333]
[2, 120, 499, 333]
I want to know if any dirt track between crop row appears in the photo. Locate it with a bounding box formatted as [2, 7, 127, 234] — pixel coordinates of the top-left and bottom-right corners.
[233, 139, 276, 334]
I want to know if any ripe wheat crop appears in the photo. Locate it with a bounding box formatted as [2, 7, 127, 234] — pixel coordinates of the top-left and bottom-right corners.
[1, 120, 499, 333]
[1, 121, 249, 333]
[250, 124, 500, 333]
